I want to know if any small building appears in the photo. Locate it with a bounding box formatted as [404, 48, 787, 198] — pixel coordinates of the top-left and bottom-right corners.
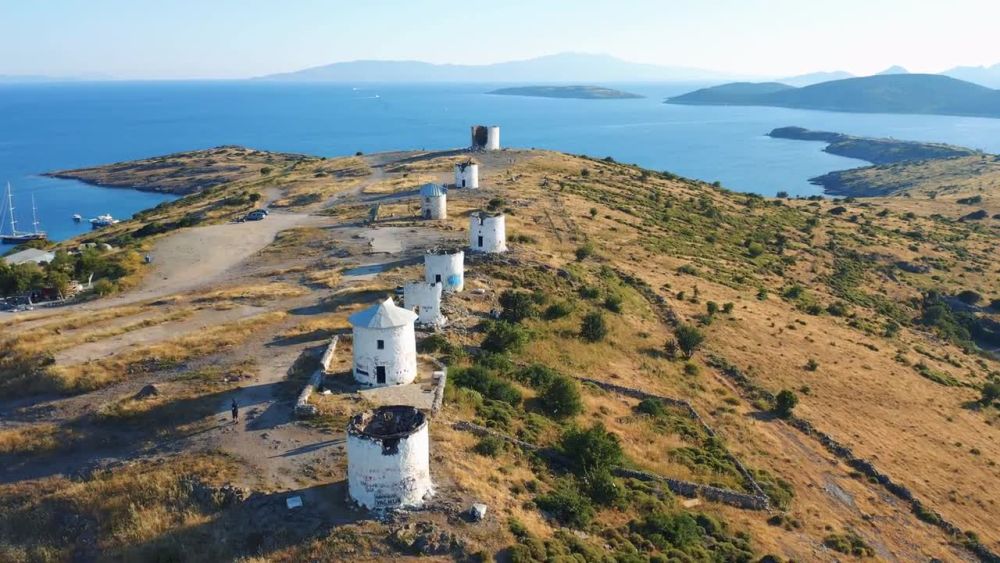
[419, 183, 447, 220]
[2, 248, 55, 266]
[347, 405, 433, 511]
[469, 211, 507, 254]
[470, 125, 500, 151]
[348, 298, 418, 387]
[424, 248, 464, 293]
[404, 281, 445, 326]
[454, 160, 479, 189]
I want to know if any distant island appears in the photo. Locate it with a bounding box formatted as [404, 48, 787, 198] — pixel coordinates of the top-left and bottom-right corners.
[769, 126, 979, 164]
[487, 85, 642, 100]
[769, 126, 990, 196]
[667, 74, 1000, 119]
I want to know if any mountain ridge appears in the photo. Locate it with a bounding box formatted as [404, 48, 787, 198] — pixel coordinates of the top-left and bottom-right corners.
[255, 52, 743, 83]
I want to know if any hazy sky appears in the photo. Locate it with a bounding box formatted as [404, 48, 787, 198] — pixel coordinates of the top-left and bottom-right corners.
[3, 0, 999, 79]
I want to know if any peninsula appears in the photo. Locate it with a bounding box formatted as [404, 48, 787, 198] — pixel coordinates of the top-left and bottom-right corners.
[487, 85, 642, 99]
[768, 126, 994, 197]
[667, 74, 1000, 119]
[768, 126, 979, 165]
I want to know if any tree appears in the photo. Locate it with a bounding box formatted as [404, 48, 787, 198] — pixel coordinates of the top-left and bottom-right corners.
[499, 290, 536, 323]
[589, 207, 598, 219]
[539, 376, 583, 420]
[773, 389, 798, 418]
[706, 301, 719, 316]
[46, 271, 71, 298]
[580, 312, 608, 342]
[674, 323, 705, 358]
[981, 381, 1000, 406]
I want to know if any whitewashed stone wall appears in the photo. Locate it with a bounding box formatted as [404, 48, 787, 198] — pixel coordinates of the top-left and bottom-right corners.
[404, 281, 445, 326]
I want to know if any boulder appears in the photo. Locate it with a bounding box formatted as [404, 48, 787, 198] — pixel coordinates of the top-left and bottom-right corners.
[134, 384, 160, 399]
[390, 521, 460, 556]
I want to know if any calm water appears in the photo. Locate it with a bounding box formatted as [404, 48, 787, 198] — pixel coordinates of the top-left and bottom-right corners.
[4, 81, 1000, 242]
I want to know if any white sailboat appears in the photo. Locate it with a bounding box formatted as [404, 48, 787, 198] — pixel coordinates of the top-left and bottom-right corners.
[1, 182, 47, 244]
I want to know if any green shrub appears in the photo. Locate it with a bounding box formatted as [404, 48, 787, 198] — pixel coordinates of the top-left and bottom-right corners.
[826, 301, 849, 317]
[722, 302, 734, 314]
[582, 468, 623, 506]
[805, 359, 819, 371]
[481, 321, 529, 354]
[575, 243, 596, 261]
[513, 364, 556, 388]
[683, 362, 700, 376]
[823, 532, 875, 557]
[451, 366, 522, 406]
[538, 376, 584, 420]
[750, 468, 795, 510]
[560, 423, 623, 475]
[580, 312, 608, 342]
[747, 242, 765, 257]
[535, 479, 595, 528]
[603, 293, 624, 313]
[636, 398, 666, 417]
[92, 278, 117, 296]
[473, 435, 507, 457]
[543, 300, 574, 320]
[499, 290, 537, 323]
[782, 284, 804, 300]
[706, 301, 719, 316]
[632, 512, 701, 551]
[982, 381, 1000, 405]
[579, 286, 600, 299]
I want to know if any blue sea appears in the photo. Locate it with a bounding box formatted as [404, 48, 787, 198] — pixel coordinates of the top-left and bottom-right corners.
[3, 81, 1000, 242]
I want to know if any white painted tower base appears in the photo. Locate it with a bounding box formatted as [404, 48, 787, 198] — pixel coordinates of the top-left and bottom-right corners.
[347, 406, 433, 511]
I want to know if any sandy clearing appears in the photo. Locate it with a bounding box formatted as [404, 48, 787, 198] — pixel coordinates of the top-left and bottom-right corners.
[54, 304, 268, 365]
[138, 212, 325, 299]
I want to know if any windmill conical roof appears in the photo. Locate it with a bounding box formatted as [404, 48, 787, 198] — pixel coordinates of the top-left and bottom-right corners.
[348, 297, 418, 329]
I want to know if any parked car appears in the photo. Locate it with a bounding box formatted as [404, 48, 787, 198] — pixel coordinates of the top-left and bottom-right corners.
[245, 209, 267, 221]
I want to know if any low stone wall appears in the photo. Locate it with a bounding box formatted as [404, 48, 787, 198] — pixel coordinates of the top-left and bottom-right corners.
[613, 468, 768, 511]
[706, 354, 999, 563]
[578, 377, 768, 504]
[294, 336, 339, 418]
[319, 336, 339, 374]
[451, 421, 768, 512]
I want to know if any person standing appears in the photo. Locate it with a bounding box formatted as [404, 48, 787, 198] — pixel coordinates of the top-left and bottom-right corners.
[231, 399, 239, 423]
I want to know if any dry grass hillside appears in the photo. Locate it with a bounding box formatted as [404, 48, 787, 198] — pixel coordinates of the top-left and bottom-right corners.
[1, 146, 998, 562]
